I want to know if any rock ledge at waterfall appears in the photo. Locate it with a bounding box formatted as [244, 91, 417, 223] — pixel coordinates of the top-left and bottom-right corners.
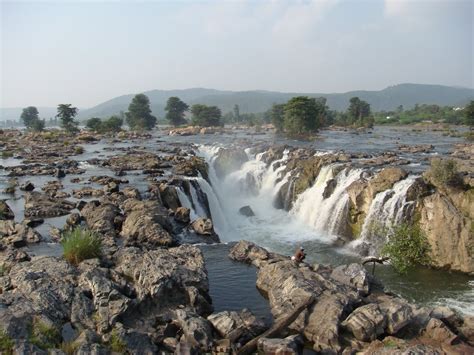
[229, 240, 474, 354]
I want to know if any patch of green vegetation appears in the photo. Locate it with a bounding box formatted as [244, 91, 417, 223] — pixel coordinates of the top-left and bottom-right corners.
[428, 158, 463, 187]
[109, 329, 126, 353]
[0, 264, 8, 277]
[381, 223, 431, 274]
[28, 318, 61, 350]
[61, 227, 102, 265]
[0, 328, 14, 354]
[463, 131, 474, 142]
[60, 341, 79, 355]
[1, 151, 13, 159]
[74, 146, 85, 154]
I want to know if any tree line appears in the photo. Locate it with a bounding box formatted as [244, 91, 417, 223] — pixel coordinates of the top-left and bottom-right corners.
[19, 94, 474, 135]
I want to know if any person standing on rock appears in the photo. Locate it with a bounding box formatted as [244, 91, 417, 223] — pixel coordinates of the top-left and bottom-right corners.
[292, 247, 306, 263]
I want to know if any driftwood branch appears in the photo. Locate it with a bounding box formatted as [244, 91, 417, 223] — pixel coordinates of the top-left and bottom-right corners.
[237, 296, 315, 355]
[362, 256, 390, 265]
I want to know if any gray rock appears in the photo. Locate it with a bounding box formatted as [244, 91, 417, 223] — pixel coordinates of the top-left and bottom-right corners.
[0, 200, 14, 220]
[174, 309, 214, 351]
[20, 181, 35, 191]
[342, 303, 386, 341]
[208, 309, 267, 344]
[330, 263, 371, 296]
[258, 335, 303, 355]
[239, 205, 255, 217]
[24, 191, 75, 218]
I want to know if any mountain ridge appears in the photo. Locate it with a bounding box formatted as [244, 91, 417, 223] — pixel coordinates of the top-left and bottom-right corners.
[1, 83, 473, 121]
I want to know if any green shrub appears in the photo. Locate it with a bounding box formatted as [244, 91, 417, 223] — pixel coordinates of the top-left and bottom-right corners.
[28, 318, 61, 350]
[60, 341, 79, 355]
[74, 146, 84, 154]
[0, 328, 14, 354]
[381, 223, 431, 274]
[109, 329, 126, 353]
[1, 151, 13, 159]
[61, 227, 102, 265]
[428, 158, 462, 187]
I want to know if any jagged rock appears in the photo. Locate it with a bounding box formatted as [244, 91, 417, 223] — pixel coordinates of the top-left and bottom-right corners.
[342, 304, 386, 341]
[190, 218, 220, 243]
[113, 245, 212, 315]
[81, 201, 121, 238]
[207, 309, 267, 344]
[0, 220, 42, 247]
[423, 318, 459, 345]
[42, 180, 64, 193]
[330, 263, 371, 296]
[368, 167, 408, 198]
[258, 335, 304, 355]
[239, 205, 255, 217]
[213, 148, 248, 178]
[121, 199, 174, 247]
[108, 323, 158, 354]
[103, 182, 119, 194]
[159, 183, 181, 210]
[323, 178, 337, 199]
[66, 212, 82, 227]
[19, 181, 35, 191]
[122, 186, 141, 200]
[24, 192, 75, 218]
[228, 240, 286, 267]
[376, 295, 414, 334]
[175, 207, 191, 224]
[173, 156, 209, 181]
[0, 200, 14, 220]
[174, 309, 214, 351]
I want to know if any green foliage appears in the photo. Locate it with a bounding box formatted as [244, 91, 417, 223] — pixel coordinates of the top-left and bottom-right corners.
[381, 223, 431, 274]
[56, 104, 79, 133]
[86, 116, 123, 133]
[464, 100, 474, 127]
[428, 158, 462, 187]
[347, 97, 373, 127]
[165, 96, 189, 126]
[29, 318, 61, 350]
[373, 104, 465, 125]
[60, 341, 79, 355]
[126, 94, 157, 130]
[269, 103, 285, 132]
[61, 227, 102, 265]
[283, 96, 327, 135]
[109, 329, 126, 352]
[21, 106, 45, 132]
[0, 328, 14, 354]
[1, 150, 13, 159]
[191, 104, 222, 127]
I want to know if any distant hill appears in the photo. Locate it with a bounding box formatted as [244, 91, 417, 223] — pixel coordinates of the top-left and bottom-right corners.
[2, 84, 473, 121]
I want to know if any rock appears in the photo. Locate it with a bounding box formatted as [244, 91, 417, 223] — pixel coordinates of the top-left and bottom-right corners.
[228, 240, 285, 267]
[0, 220, 42, 247]
[122, 186, 141, 200]
[258, 335, 303, 355]
[54, 168, 66, 178]
[121, 200, 174, 247]
[323, 178, 337, 199]
[169, 126, 200, 136]
[191, 218, 213, 235]
[103, 182, 119, 194]
[159, 183, 181, 210]
[213, 148, 248, 178]
[66, 212, 82, 227]
[19, 181, 35, 191]
[342, 304, 386, 341]
[424, 318, 459, 345]
[81, 201, 121, 238]
[377, 295, 414, 334]
[208, 309, 267, 344]
[22, 217, 44, 228]
[368, 167, 408, 198]
[174, 309, 214, 351]
[330, 263, 371, 296]
[24, 192, 75, 218]
[239, 205, 255, 217]
[72, 187, 104, 198]
[173, 156, 209, 181]
[175, 207, 191, 224]
[0, 200, 14, 220]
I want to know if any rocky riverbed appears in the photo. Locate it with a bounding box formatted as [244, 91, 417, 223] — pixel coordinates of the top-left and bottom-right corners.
[0, 127, 473, 353]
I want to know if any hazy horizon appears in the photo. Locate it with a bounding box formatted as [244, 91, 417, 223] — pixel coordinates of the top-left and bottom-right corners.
[1, 0, 473, 108]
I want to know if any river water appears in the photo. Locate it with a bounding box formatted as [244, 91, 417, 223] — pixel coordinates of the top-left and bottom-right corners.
[0, 126, 472, 319]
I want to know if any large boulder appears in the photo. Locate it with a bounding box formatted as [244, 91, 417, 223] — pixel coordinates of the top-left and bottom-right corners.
[368, 167, 408, 198]
[213, 148, 248, 178]
[0, 200, 14, 220]
[24, 192, 75, 218]
[342, 304, 386, 341]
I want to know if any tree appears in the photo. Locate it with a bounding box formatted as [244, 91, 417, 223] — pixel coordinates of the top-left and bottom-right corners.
[268, 104, 285, 132]
[125, 94, 156, 130]
[190, 104, 222, 127]
[86, 117, 102, 132]
[347, 97, 372, 127]
[464, 100, 474, 128]
[233, 104, 241, 123]
[283, 96, 326, 135]
[20, 106, 44, 131]
[56, 104, 79, 133]
[86, 116, 123, 133]
[165, 97, 189, 126]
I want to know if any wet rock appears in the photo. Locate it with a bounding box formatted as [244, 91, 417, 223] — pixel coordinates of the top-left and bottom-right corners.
[213, 148, 248, 178]
[208, 309, 267, 344]
[121, 199, 174, 247]
[19, 181, 35, 191]
[22, 217, 44, 228]
[42, 180, 64, 194]
[174, 207, 190, 224]
[239, 205, 255, 217]
[342, 304, 386, 341]
[190, 218, 219, 242]
[24, 192, 75, 218]
[54, 168, 66, 178]
[258, 335, 304, 355]
[173, 156, 209, 181]
[228, 240, 285, 267]
[323, 178, 338, 199]
[0, 200, 14, 220]
[368, 167, 408, 198]
[159, 183, 181, 210]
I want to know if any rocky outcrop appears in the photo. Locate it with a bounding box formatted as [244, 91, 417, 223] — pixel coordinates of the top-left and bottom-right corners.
[173, 156, 209, 181]
[229, 240, 474, 353]
[418, 188, 474, 273]
[213, 148, 248, 178]
[80, 201, 122, 238]
[24, 191, 76, 218]
[0, 220, 41, 248]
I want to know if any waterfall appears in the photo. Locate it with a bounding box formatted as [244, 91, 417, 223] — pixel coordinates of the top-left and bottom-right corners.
[354, 176, 416, 254]
[290, 166, 363, 238]
[176, 187, 199, 220]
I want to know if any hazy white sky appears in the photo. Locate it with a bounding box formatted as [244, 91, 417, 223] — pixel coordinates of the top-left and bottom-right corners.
[1, 0, 472, 108]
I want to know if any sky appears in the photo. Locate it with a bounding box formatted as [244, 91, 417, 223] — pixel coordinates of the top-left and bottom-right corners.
[1, 0, 473, 108]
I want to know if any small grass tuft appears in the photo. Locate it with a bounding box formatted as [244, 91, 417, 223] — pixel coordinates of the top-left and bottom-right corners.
[61, 227, 102, 265]
[28, 318, 61, 350]
[60, 341, 79, 355]
[0, 328, 14, 354]
[109, 329, 126, 353]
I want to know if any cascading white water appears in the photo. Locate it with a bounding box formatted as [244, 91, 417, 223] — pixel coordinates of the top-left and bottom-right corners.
[290, 166, 363, 238]
[351, 176, 416, 254]
[176, 187, 199, 221]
